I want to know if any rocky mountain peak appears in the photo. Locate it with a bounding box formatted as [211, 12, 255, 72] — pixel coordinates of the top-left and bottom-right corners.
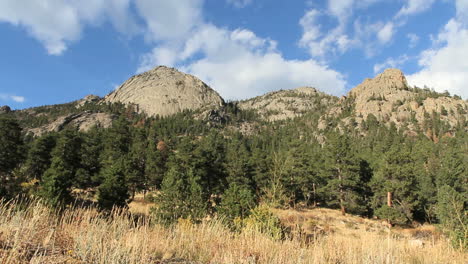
[293, 86, 320, 95]
[349, 68, 408, 98]
[323, 68, 468, 133]
[104, 66, 224, 117]
[76, 94, 101, 108]
[238, 86, 337, 121]
[0, 105, 11, 114]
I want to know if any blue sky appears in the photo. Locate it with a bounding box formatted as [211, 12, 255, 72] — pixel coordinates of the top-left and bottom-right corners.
[0, 0, 467, 109]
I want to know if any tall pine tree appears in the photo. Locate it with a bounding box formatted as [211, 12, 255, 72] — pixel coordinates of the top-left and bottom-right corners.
[40, 130, 82, 206]
[324, 133, 369, 215]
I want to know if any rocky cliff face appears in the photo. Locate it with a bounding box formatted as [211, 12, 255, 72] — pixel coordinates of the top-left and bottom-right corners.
[322, 68, 468, 132]
[27, 111, 114, 136]
[238, 87, 337, 121]
[104, 66, 224, 117]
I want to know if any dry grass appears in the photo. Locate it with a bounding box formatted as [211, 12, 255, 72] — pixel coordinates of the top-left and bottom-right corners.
[0, 199, 466, 264]
[128, 193, 154, 216]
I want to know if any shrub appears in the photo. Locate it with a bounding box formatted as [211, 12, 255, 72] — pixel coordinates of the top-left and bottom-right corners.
[240, 205, 286, 240]
[218, 183, 256, 221]
[375, 205, 408, 225]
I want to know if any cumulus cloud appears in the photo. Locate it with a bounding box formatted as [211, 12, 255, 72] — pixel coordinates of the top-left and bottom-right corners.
[407, 19, 468, 98]
[226, 0, 253, 8]
[139, 22, 347, 99]
[0, 0, 138, 55]
[135, 0, 202, 42]
[134, 1, 348, 99]
[10, 95, 25, 103]
[299, 8, 353, 59]
[180, 26, 346, 99]
[373, 55, 409, 73]
[300, 0, 399, 59]
[327, 0, 354, 24]
[455, 0, 468, 25]
[352, 19, 397, 57]
[0, 94, 25, 103]
[377, 22, 394, 44]
[396, 0, 436, 17]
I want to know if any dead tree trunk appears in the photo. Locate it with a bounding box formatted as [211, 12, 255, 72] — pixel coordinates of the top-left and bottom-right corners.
[338, 168, 346, 216]
[312, 183, 317, 207]
[387, 191, 393, 207]
[387, 191, 393, 227]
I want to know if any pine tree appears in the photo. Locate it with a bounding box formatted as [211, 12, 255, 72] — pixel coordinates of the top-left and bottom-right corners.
[250, 139, 271, 195]
[372, 143, 419, 225]
[324, 133, 369, 215]
[436, 185, 467, 248]
[0, 117, 23, 198]
[218, 183, 255, 220]
[97, 117, 132, 209]
[154, 138, 208, 222]
[24, 133, 56, 181]
[97, 160, 130, 210]
[75, 128, 102, 189]
[40, 130, 82, 206]
[225, 134, 251, 188]
[436, 139, 466, 191]
[127, 127, 148, 198]
[145, 128, 168, 189]
[196, 131, 227, 196]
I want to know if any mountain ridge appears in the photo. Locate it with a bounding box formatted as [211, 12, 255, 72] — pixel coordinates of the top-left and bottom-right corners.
[2, 66, 466, 137]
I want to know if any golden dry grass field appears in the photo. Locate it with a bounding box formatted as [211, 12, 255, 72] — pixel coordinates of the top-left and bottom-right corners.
[0, 198, 466, 264]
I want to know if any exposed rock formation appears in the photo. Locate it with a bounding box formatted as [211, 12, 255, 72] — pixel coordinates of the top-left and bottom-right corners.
[0, 105, 11, 114]
[239, 87, 337, 121]
[76, 95, 101, 108]
[322, 68, 468, 131]
[104, 66, 224, 117]
[28, 112, 114, 136]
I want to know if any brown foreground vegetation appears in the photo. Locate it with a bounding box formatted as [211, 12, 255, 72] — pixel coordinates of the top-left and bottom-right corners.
[0, 199, 466, 264]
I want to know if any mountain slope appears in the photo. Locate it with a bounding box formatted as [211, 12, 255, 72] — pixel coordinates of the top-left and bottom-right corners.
[238, 87, 337, 121]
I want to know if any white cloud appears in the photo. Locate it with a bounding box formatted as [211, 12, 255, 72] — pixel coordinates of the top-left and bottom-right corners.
[135, 0, 203, 42]
[407, 33, 419, 48]
[373, 55, 409, 73]
[396, 0, 436, 17]
[10, 96, 25, 103]
[179, 26, 346, 99]
[300, 0, 398, 59]
[328, 0, 354, 24]
[456, 0, 468, 25]
[227, 0, 253, 8]
[139, 24, 347, 99]
[0, 94, 25, 103]
[137, 6, 347, 99]
[407, 19, 468, 98]
[0, 0, 137, 55]
[1, 0, 349, 99]
[299, 8, 354, 59]
[377, 22, 394, 44]
[353, 19, 396, 57]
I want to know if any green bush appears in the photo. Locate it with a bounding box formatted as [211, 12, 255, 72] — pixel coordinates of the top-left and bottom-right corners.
[375, 205, 408, 225]
[239, 205, 286, 240]
[436, 185, 467, 249]
[218, 183, 256, 221]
